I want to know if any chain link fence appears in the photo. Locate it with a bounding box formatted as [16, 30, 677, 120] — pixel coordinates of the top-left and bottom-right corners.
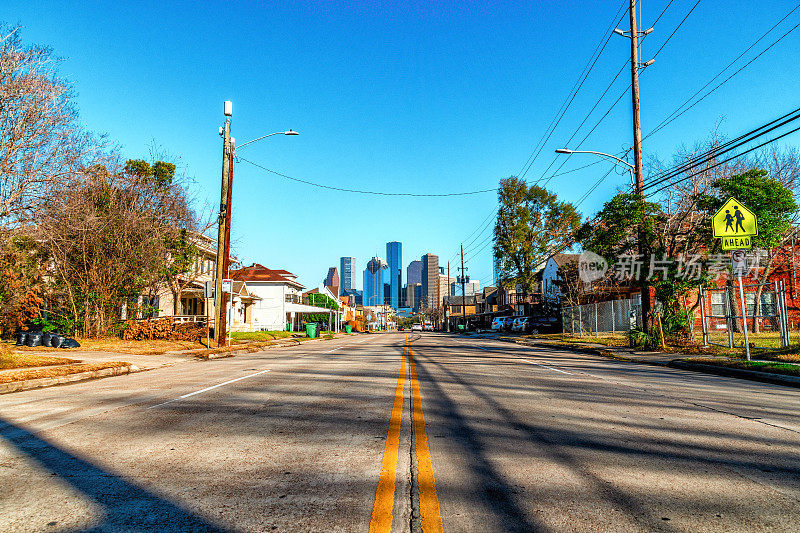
[562, 296, 642, 336]
[700, 280, 790, 349]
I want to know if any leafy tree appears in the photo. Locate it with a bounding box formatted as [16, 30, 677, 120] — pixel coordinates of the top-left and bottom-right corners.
[698, 169, 798, 332]
[578, 194, 704, 342]
[493, 177, 580, 298]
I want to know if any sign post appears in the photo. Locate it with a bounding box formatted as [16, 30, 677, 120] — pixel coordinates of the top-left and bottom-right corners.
[732, 250, 751, 361]
[712, 198, 758, 360]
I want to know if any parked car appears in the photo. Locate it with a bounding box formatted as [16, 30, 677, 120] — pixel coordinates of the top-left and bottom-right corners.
[411, 324, 422, 332]
[511, 317, 530, 333]
[491, 317, 513, 331]
[422, 323, 433, 331]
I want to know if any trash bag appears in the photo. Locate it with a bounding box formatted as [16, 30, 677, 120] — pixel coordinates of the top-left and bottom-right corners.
[15, 332, 28, 346]
[41, 332, 53, 347]
[26, 331, 43, 347]
[49, 334, 64, 348]
[60, 338, 81, 349]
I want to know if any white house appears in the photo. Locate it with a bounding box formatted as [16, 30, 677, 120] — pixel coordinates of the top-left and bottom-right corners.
[231, 264, 336, 331]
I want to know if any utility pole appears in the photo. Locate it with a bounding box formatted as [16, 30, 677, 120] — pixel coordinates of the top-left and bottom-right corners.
[623, 0, 653, 333]
[629, 0, 644, 194]
[214, 101, 232, 347]
[460, 244, 467, 328]
[446, 262, 451, 332]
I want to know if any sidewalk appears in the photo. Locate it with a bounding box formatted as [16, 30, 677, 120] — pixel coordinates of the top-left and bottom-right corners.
[482, 334, 800, 389]
[0, 332, 356, 394]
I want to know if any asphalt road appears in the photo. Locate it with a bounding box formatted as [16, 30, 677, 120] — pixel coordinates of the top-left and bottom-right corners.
[0, 333, 798, 532]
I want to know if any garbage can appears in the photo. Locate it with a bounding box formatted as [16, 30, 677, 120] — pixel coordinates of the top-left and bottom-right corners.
[345, 325, 352, 333]
[457, 324, 465, 332]
[305, 323, 317, 338]
[287, 323, 293, 332]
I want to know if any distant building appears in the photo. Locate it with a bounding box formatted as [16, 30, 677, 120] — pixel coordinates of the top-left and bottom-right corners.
[439, 273, 454, 306]
[421, 253, 439, 309]
[406, 282, 421, 311]
[407, 260, 422, 285]
[452, 279, 480, 297]
[324, 266, 340, 296]
[364, 257, 388, 307]
[340, 257, 357, 291]
[413, 284, 423, 312]
[386, 241, 402, 309]
[341, 288, 363, 305]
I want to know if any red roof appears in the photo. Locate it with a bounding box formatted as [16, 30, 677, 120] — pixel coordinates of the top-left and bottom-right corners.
[230, 264, 303, 287]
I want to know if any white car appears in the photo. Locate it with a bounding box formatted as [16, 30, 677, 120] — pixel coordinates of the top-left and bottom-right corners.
[411, 324, 422, 331]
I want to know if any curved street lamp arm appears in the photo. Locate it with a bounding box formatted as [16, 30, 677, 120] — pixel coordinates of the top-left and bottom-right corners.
[235, 131, 286, 151]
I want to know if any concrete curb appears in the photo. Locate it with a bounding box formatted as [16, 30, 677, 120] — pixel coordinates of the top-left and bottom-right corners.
[668, 360, 800, 389]
[0, 364, 140, 395]
[195, 334, 350, 360]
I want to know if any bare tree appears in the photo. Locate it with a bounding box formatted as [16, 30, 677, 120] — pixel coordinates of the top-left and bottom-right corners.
[0, 25, 103, 226]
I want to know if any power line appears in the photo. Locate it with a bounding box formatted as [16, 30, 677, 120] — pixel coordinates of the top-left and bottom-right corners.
[518, 1, 629, 181]
[644, 4, 800, 141]
[237, 157, 497, 197]
[642, 107, 800, 190]
[645, 122, 800, 197]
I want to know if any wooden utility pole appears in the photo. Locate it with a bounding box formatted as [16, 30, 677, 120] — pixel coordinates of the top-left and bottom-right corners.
[221, 137, 235, 345]
[460, 244, 467, 328]
[446, 262, 451, 332]
[214, 105, 232, 347]
[627, 0, 653, 333]
[629, 0, 644, 194]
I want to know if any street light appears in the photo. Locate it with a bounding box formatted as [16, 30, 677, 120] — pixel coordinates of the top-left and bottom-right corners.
[213, 101, 298, 346]
[554, 148, 635, 187]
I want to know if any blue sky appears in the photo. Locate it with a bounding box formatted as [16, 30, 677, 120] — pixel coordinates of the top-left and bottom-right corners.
[5, 1, 800, 290]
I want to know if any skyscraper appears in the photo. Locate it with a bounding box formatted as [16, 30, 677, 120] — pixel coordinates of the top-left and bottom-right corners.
[407, 260, 422, 285]
[340, 257, 357, 291]
[386, 241, 402, 309]
[324, 267, 340, 296]
[421, 253, 439, 310]
[363, 257, 388, 307]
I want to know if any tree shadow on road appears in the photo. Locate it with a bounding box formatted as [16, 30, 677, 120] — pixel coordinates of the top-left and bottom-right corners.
[0, 418, 230, 532]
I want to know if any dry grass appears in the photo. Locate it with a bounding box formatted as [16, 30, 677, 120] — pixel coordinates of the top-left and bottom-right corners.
[10, 337, 209, 355]
[0, 349, 79, 370]
[0, 361, 130, 384]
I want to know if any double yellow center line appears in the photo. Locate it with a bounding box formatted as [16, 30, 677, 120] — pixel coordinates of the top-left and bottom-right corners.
[369, 333, 442, 532]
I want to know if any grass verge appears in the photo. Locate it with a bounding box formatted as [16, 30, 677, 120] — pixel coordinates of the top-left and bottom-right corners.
[681, 357, 800, 377]
[0, 351, 80, 370]
[0, 361, 130, 384]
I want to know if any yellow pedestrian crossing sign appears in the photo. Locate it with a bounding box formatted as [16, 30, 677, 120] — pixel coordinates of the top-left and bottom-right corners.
[712, 197, 757, 250]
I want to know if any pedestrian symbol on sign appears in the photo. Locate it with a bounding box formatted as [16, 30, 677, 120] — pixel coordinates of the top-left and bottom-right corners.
[712, 197, 758, 250]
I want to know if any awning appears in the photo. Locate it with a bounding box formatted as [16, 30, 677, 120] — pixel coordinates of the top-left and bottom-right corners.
[285, 302, 341, 314]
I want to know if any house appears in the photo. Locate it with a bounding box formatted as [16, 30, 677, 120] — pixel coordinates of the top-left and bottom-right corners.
[230, 264, 338, 331]
[153, 232, 217, 323]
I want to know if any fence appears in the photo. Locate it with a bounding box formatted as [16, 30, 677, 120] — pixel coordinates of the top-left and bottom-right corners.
[561, 297, 642, 336]
[699, 280, 790, 349]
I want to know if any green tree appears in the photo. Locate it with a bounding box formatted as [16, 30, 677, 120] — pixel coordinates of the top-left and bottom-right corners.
[493, 177, 580, 298]
[578, 194, 704, 343]
[698, 169, 798, 332]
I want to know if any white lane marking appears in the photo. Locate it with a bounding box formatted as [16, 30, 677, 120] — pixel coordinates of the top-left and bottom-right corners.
[324, 347, 342, 354]
[520, 359, 573, 375]
[149, 370, 271, 409]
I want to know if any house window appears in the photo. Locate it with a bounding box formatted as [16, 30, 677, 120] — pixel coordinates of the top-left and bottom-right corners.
[746, 292, 776, 317]
[710, 293, 725, 317]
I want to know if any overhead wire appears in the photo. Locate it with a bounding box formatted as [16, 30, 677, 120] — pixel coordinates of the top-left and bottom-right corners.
[237, 157, 497, 197]
[517, 1, 629, 181]
[644, 3, 800, 142]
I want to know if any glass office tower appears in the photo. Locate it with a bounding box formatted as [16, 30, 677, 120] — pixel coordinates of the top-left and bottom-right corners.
[386, 241, 402, 309]
[340, 257, 357, 291]
[363, 257, 388, 306]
